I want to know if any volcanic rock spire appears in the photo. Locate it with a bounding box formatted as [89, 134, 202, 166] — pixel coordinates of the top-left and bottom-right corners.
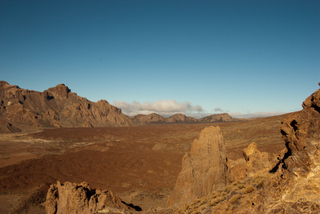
[168, 126, 228, 207]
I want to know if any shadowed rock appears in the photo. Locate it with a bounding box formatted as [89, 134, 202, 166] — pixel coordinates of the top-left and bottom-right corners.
[280, 87, 320, 177]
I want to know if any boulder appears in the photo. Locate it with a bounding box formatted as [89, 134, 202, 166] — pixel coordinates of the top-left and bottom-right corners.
[280, 87, 320, 177]
[46, 181, 135, 214]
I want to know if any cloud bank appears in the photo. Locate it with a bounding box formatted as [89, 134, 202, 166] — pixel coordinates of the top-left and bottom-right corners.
[113, 100, 288, 119]
[113, 100, 204, 117]
[230, 111, 286, 119]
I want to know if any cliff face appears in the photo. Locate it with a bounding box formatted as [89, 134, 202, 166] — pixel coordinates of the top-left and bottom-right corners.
[168, 126, 228, 207]
[0, 81, 133, 130]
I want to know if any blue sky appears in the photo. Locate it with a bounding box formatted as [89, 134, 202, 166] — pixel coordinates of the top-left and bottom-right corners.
[1, 0, 319, 118]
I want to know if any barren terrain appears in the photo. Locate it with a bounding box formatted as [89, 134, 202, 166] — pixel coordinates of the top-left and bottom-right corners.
[0, 114, 288, 213]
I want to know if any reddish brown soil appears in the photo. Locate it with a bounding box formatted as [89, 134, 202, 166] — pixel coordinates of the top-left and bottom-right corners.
[0, 114, 288, 213]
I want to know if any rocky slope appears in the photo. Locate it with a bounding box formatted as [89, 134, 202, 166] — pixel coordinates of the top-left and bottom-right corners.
[0, 81, 133, 130]
[172, 83, 320, 213]
[0, 81, 237, 132]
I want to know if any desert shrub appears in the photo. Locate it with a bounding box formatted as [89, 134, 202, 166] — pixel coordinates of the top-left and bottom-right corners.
[229, 194, 241, 204]
[243, 185, 255, 194]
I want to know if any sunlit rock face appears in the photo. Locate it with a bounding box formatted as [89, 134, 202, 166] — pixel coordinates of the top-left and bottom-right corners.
[0, 81, 133, 131]
[174, 83, 320, 214]
[46, 181, 135, 214]
[168, 126, 228, 207]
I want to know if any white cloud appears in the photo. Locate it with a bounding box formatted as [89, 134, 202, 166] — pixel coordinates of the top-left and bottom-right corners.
[113, 100, 204, 117]
[230, 111, 287, 118]
[113, 100, 289, 119]
[214, 107, 227, 112]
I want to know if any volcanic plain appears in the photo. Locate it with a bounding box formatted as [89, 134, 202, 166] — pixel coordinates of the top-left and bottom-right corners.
[0, 114, 287, 213]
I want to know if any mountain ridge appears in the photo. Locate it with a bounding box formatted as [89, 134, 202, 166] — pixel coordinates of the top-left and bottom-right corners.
[0, 81, 237, 132]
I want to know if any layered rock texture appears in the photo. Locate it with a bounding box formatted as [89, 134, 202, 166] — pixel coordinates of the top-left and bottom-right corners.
[168, 126, 228, 207]
[0, 81, 132, 130]
[46, 181, 137, 214]
[173, 83, 320, 213]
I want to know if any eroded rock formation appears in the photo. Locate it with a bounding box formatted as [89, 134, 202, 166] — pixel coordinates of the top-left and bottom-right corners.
[46, 181, 136, 214]
[174, 83, 320, 214]
[0, 81, 133, 131]
[279, 86, 320, 177]
[168, 126, 228, 207]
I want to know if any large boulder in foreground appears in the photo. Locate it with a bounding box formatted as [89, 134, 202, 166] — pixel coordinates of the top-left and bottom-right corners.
[280, 86, 320, 177]
[46, 181, 136, 214]
[168, 126, 228, 207]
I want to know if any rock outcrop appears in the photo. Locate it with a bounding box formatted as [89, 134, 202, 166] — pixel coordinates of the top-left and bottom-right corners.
[168, 126, 228, 207]
[279, 86, 320, 177]
[174, 83, 320, 214]
[46, 181, 137, 214]
[0, 81, 133, 131]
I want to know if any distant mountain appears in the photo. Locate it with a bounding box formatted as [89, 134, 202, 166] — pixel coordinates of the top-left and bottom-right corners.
[131, 113, 166, 123]
[0, 81, 238, 133]
[198, 113, 234, 122]
[0, 81, 133, 131]
[132, 112, 235, 124]
[166, 113, 198, 123]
